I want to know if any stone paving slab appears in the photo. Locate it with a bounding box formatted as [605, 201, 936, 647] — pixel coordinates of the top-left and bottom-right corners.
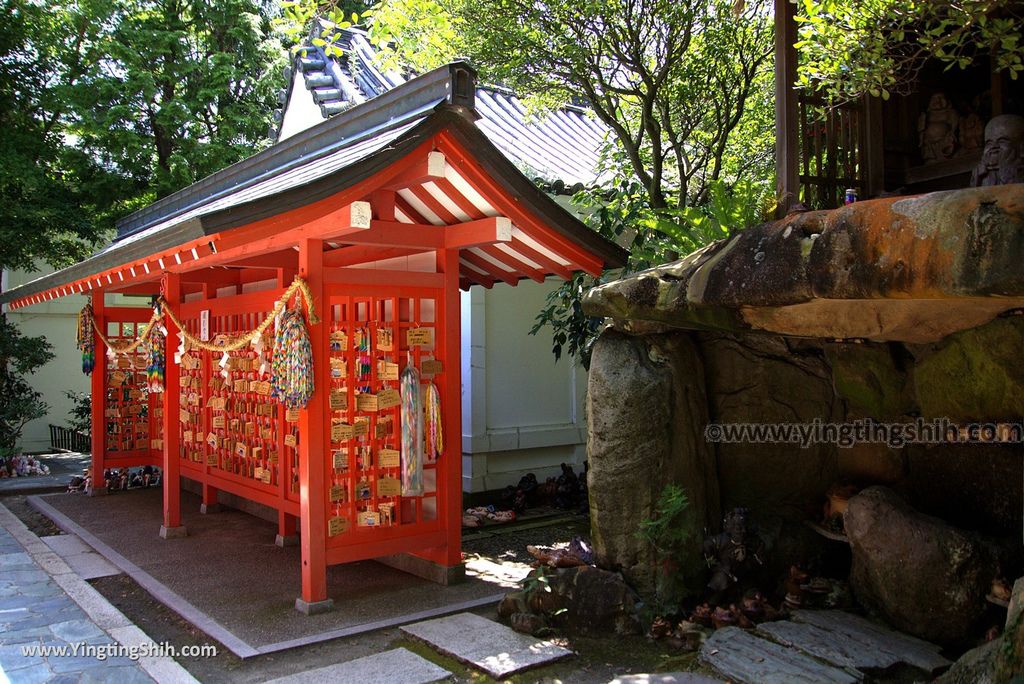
[261, 647, 451, 683]
[41, 535, 121, 580]
[790, 610, 950, 674]
[700, 626, 861, 684]
[609, 674, 724, 683]
[0, 502, 197, 684]
[401, 612, 572, 678]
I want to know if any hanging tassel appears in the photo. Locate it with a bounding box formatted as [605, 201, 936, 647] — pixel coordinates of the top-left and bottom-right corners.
[270, 308, 314, 409]
[76, 303, 95, 375]
[144, 327, 165, 393]
[425, 381, 443, 461]
[400, 364, 424, 496]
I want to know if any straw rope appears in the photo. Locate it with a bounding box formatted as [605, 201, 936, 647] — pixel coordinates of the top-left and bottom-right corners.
[89, 276, 319, 356]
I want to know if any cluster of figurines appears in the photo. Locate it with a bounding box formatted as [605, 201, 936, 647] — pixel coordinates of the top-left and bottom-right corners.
[917, 93, 1024, 186]
[501, 463, 588, 514]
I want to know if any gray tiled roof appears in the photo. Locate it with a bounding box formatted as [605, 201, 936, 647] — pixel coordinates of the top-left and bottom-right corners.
[274, 27, 609, 188]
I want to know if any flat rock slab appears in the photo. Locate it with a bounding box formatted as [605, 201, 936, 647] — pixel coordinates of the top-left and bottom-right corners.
[610, 674, 724, 683]
[42, 534, 121, 580]
[261, 648, 451, 684]
[700, 627, 861, 684]
[790, 610, 950, 674]
[401, 612, 572, 678]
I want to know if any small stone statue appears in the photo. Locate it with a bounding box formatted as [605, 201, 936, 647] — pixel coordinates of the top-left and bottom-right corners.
[703, 507, 766, 600]
[918, 93, 959, 162]
[958, 111, 984, 155]
[971, 114, 1024, 187]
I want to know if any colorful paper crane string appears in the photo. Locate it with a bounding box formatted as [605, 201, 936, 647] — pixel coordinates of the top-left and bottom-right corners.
[270, 307, 314, 409]
[76, 302, 95, 375]
[425, 381, 443, 461]
[400, 363, 424, 496]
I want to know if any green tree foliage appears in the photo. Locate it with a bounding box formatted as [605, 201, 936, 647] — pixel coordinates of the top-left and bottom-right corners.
[796, 0, 1024, 103]
[257, 0, 777, 363]
[0, 0, 104, 272]
[64, 0, 285, 202]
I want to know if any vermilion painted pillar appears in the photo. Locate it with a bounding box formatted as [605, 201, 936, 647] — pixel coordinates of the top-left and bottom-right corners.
[439, 247, 464, 567]
[159, 272, 187, 539]
[199, 283, 220, 514]
[88, 290, 107, 496]
[295, 237, 331, 614]
[416, 248, 464, 571]
[275, 269, 298, 546]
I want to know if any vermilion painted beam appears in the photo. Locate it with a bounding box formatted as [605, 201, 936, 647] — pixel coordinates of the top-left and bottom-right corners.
[444, 217, 512, 249]
[479, 245, 545, 283]
[407, 184, 458, 224]
[509, 237, 574, 280]
[213, 201, 373, 257]
[382, 150, 446, 191]
[460, 250, 518, 286]
[433, 177, 486, 220]
[436, 132, 605, 276]
[322, 245, 425, 268]
[394, 194, 432, 224]
[108, 283, 162, 296]
[370, 189, 396, 221]
[324, 268, 445, 289]
[225, 249, 299, 270]
[458, 261, 495, 289]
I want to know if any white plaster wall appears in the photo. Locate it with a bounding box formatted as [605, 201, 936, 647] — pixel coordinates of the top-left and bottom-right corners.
[460, 278, 587, 492]
[3, 267, 89, 452]
[3, 265, 154, 453]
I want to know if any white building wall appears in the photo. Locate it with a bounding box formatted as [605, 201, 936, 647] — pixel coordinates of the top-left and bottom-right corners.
[3, 267, 90, 453]
[460, 278, 587, 493]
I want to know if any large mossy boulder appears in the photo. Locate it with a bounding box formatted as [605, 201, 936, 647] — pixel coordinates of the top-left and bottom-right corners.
[914, 316, 1024, 420]
[844, 486, 993, 645]
[587, 328, 719, 599]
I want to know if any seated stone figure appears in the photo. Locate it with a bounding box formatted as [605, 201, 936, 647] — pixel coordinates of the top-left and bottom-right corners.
[703, 507, 766, 601]
[972, 114, 1024, 187]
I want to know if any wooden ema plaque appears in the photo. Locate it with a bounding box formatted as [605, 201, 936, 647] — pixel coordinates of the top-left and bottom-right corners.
[421, 359, 443, 375]
[378, 449, 400, 468]
[331, 422, 354, 442]
[377, 360, 399, 381]
[329, 390, 347, 411]
[376, 389, 400, 410]
[328, 516, 349, 537]
[330, 484, 347, 503]
[377, 476, 401, 497]
[406, 327, 434, 346]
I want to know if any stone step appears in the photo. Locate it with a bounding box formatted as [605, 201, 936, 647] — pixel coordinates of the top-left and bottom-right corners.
[789, 609, 951, 674]
[40, 534, 120, 580]
[260, 648, 450, 684]
[700, 626, 862, 684]
[401, 612, 572, 678]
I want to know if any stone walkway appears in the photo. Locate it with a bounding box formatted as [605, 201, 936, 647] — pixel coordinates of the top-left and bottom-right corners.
[0, 504, 196, 684]
[700, 610, 951, 684]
